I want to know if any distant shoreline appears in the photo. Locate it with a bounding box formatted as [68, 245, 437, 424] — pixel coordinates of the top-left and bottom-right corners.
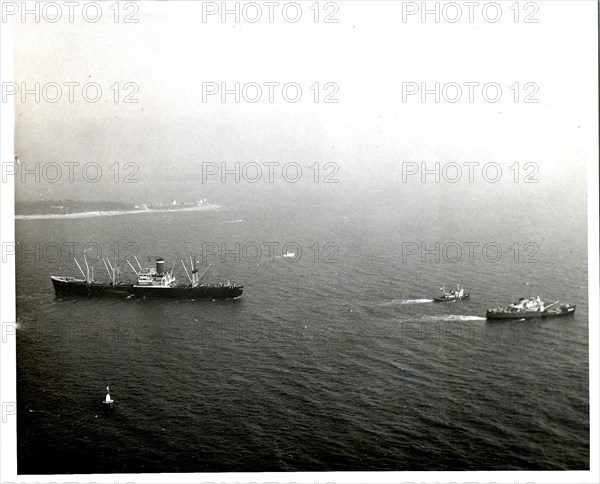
[15, 203, 221, 221]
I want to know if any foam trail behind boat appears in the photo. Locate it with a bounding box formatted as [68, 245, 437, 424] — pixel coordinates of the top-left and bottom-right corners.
[421, 315, 486, 322]
[382, 298, 434, 306]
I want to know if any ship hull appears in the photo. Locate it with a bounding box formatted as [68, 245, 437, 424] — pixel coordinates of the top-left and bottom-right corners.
[51, 276, 243, 299]
[433, 294, 470, 302]
[486, 305, 576, 320]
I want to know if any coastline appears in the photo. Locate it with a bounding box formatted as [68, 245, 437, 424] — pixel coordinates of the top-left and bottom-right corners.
[15, 203, 221, 221]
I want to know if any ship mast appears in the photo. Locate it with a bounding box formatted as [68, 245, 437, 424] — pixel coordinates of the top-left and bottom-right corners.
[180, 259, 193, 284]
[74, 257, 87, 280]
[110, 259, 118, 285]
[83, 254, 91, 283]
[102, 258, 112, 281]
[102, 257, 118, 285]
[190, 257, 198, 287]
[196, 264, 211, 285]
[127, 259, 140, 276]
[180, 258, 209, 287]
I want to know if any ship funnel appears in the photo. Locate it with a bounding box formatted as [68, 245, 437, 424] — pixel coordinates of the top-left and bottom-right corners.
[156, 258, 165, 274]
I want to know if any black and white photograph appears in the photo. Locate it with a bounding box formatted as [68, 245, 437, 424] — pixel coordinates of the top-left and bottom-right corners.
[1, 1, 598, 484]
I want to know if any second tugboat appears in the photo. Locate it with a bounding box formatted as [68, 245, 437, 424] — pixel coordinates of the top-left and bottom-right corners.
[486, 297, 575, 320]
[434, 285, 470, 302]
[51, 256, 243, 299]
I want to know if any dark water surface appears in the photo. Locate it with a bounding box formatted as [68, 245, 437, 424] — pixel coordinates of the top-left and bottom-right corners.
[16, 186, 589, 473]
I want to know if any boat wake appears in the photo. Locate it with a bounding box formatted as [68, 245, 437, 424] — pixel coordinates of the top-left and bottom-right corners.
[383, 298, 434, 306]
[421, 315, 486, 322]
[221, 219, 243, 224]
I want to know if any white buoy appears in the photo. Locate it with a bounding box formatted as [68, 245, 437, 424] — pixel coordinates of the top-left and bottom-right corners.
[103, 386, 114, 409]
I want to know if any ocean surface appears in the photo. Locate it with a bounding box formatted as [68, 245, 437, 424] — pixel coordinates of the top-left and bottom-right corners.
[16, 184, 589, 473]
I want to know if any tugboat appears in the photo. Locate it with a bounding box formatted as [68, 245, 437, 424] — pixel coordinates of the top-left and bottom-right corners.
[51, 256, 243, 299]
[486, 297, 576, 320]
[433, 285, 470, 302]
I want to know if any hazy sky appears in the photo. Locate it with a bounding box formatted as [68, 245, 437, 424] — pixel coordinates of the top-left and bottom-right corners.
[12, 1, 597, 202]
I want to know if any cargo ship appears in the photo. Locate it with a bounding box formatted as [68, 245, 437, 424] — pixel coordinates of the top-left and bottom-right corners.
[51, 256, 243, 299]
[486, 297, 575, 320]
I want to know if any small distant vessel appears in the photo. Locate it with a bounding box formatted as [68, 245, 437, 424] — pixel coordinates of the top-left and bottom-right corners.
[103, 386, 114, 410]
[434, 285, 469, 302]
[283, 251, 296, 259]
[486, 297, 576, 320]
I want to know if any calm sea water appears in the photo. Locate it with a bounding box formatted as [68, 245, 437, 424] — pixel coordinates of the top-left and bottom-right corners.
[16, 184, 589, 473]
